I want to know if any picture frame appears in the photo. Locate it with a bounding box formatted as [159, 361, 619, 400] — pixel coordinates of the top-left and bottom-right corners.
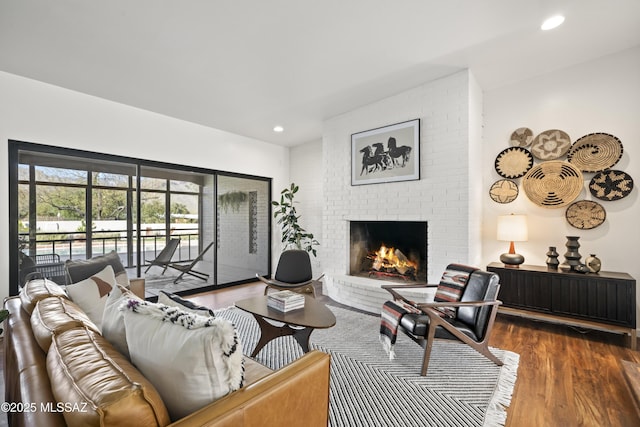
[351, 118, 420, 186]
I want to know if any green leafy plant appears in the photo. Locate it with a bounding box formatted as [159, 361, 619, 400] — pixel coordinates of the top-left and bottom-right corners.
[272, 183, 319, 257]
[218, 191, 248, 213]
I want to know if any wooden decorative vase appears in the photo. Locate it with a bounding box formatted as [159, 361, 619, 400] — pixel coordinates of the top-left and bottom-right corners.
[562, 236, 582, 272]
[546, 246, 560, 270]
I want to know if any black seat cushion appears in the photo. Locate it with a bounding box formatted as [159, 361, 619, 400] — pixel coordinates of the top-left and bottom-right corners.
[400, 313, 480, 342]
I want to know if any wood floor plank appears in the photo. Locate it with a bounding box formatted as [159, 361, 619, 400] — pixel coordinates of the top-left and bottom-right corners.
[490, 315, 640, 427]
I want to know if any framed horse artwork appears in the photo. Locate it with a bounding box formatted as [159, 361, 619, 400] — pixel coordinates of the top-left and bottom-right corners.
[351, 119, 420, 186]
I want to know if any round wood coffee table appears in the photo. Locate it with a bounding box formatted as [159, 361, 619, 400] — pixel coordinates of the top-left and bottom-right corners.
[235, 295, 336, 357]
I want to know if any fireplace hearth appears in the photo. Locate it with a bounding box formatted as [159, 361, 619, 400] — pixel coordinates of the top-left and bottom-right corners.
[349, 221, 427, 283]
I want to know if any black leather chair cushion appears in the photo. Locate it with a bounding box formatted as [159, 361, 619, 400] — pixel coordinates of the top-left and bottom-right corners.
[458, 270, 500, 340]
[400, 313, 480, 342]
[399, 269, 500, 343]
[400, 313, 429, 336]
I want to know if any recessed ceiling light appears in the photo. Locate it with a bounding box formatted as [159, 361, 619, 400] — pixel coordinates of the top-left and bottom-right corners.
[273, 125, 284, 133]
[541, 15, 565, 31]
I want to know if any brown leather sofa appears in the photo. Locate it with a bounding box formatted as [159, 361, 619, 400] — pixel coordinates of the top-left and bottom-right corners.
[3, 279, 330, 427]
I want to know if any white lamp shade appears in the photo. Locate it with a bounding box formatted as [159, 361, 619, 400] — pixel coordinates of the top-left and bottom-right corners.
[497, 214, 528, 242]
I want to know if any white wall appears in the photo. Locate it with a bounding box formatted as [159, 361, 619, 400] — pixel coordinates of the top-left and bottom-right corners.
[321, 70, 480, 288]
[482, 47, 640, 317]
[289, 140, 324, 276]
[0, 71, 290, 301]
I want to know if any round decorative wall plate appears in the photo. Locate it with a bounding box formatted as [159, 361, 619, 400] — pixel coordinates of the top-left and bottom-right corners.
[567, 132, 623, 172]
[565, 200, 606, 230]
[521, 161, 583, 208]
[509, 127, 534, 148]
[589, 169, 634, 201]
[530, 129, 572, 160]
[489, 179, 519, 203]
[494, 147, 534, 179]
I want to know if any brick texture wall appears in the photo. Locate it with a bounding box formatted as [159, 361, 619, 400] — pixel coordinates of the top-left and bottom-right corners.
[321, 70, 482, 313]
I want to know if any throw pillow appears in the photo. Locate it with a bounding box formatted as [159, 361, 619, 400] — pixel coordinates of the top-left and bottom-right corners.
[65, 265, 116, 330]
[101, 285, 141, 359]
[65, 251, 130, 287]
[157, 291, 215, 317]
[122, 299, 244, 420]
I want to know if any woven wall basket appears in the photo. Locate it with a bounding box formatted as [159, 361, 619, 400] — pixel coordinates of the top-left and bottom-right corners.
[494, 147, 533, 179]
[530, 129, 571, 160]
[565, 200, 606, 230]
[567, 132, 623, 172]
[489, 179, 519, 204]
[589, 169, 634, 201]
[522, 161, 584, 208]
[509, 127, 534, 148]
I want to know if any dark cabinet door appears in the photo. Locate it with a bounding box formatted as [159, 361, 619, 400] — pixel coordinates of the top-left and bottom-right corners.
[487, 263, 636, 329]
[493, 267, 552, 312]
[551, 275, 635, 326]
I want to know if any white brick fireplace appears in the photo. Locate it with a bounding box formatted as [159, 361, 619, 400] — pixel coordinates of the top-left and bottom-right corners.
[320, 70, 484, 314]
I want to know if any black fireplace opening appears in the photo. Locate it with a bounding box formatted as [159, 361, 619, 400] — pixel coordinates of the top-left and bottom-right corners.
[349, 220, 427, 283]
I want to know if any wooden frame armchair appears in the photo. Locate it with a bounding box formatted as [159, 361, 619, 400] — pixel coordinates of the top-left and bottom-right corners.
[382, 264, 503, 376]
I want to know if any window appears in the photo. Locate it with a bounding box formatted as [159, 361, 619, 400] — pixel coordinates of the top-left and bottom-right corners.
[9, 141, 271, 298]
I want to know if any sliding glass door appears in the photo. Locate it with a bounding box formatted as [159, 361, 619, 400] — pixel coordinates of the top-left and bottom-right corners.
[9, 141, 271, 298]
[217, 173, 270, 283]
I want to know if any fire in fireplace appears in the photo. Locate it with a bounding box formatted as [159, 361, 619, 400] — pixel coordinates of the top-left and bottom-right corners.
[369, 245, 418, 280]
[349, 220, 427, 283]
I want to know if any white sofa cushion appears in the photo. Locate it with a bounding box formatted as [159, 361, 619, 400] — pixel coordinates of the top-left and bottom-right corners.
[157, 291, 215, 317]
[122, 299, 244, 420]
[65, 265, 115, 329]
[101, 284, 141, 359]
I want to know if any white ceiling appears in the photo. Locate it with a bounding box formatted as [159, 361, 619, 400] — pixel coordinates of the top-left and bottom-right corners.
[1, 0, 639, 146]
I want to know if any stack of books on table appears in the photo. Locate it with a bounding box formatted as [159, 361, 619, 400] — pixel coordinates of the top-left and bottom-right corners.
[267, 290, 305, 312]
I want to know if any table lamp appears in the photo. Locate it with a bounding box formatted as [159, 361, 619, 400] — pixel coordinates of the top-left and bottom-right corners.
[497, 214, 528, 266]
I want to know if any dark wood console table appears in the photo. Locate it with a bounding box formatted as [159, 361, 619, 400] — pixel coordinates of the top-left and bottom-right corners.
[487, 262, 637, 349]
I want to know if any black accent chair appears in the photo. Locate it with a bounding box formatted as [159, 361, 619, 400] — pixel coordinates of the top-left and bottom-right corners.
[382, 264, 503, 376]
[257, 249, 322, 297]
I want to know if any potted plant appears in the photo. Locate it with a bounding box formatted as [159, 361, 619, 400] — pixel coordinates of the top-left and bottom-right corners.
[272, 183, 319, 256]
[218, 191, 248, 213]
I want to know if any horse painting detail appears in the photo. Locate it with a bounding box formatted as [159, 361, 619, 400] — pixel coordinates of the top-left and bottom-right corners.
[351, 118, 420, 186]
[360, 137, 411, 175]
[387, 137, 412, 167]
[359, 145, 392, 175]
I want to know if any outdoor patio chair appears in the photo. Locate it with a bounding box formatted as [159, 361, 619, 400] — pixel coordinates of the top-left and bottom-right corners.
[144, 238, 180, 274]
[167, 241, 214, 284]
[20, 253, 66, 286]
[381, 263, 503, 376]
[257, 249, 323, 297]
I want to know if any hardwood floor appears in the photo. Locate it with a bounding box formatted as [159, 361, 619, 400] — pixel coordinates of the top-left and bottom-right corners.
[2, 282, 637, 426]
[189, 282, 640, 427]
[491, 315, 640, 427]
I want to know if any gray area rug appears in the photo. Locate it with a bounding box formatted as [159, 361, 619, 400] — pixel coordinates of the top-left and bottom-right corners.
[215, 305, 519, 427]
